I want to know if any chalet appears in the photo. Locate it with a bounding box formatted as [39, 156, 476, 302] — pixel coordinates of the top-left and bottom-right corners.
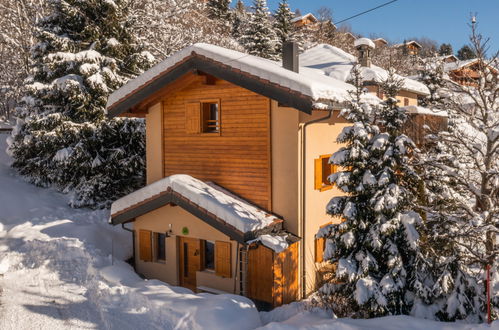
[394, 40, 422, 56]
[106, 42, 445, 310]
[438, 54, 458, 63]
[444, 58, 498, 86]
[291, 13, 319, 29]
[300, 39, 430, 107]
[373, 38, 388, 48]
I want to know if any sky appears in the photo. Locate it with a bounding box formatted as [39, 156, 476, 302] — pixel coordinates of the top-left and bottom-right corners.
[255, 0, 499, 55]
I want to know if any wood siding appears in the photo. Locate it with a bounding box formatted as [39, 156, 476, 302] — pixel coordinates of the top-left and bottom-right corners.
[162, 74, 272, 210]
[247, 242, 299, 307]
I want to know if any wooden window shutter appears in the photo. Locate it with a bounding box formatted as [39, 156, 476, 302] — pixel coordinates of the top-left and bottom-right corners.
[315, 237, 325, 263]
[139, 229, 152, 262]
[185, 103, 200, 134]
[215, 241, 231, 278]
[314, 158, 322, 190]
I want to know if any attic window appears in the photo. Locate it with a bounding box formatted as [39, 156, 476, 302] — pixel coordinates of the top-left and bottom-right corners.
[202, 100, 220, 133]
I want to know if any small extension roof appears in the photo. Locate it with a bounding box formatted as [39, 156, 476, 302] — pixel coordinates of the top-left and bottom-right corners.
[106, 43, 372, 117]
[300, 44, 430, 96]
[110, 175, 289, 244]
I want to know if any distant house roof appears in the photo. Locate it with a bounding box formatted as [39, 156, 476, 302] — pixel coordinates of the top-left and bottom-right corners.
[373, 38, 388, 45]
[300, 44, 430, 96]
[437, 54, 458, 63]
[106, 43, 378, 117]
[290, 13, 318, 23]
[443, 58, 480, 72]
[110, 174, 293, 244]
[394, 40, 422, 49]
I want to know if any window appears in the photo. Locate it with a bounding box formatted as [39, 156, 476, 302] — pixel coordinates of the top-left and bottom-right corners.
[315, 222, 331, 263]
[201, 101, 220, 133]
[184, 100, 221, 134]
[314, 154, 337, 191]
[203, 240, 215, 271]
[154, 232, 166, 262]
[404, 98, 409, 106]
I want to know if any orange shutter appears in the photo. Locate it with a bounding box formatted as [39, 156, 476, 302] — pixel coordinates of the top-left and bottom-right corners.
[314, 158, 322, 190]
[185, 103, 200, 134]
[139, 229, 152, 262]
[215, 241, 231, 278]
[315, 237, 325, 263]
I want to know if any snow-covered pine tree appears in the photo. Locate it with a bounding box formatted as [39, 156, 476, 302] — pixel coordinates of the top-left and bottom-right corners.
[316, 66, 424, 318]
[415, 22, 498, 321]
[207, 0, 231, 21]
[239, 0, 278, 59]
[7, 0, 154, 208]
[272, 0, 295, 54]
[231, 0, 247, 41]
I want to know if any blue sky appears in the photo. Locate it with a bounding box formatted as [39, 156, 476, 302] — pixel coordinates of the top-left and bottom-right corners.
[249, 0, 499, 55]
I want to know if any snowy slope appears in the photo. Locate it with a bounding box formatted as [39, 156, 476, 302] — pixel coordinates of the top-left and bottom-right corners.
[0, 133, 495, 329]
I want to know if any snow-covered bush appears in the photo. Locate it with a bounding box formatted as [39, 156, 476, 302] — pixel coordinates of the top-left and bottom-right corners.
[316, 66, 424, 318]
[8, 0, 153, 208]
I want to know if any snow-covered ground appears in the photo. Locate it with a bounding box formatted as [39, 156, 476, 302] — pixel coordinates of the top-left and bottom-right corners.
[0, 133, 496, 329]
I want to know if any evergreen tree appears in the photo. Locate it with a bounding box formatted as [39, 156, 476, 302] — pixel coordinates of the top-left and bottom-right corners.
[456, 45, 476, 60]
[207, 0, 231, 21]
[317, 66, 423, 318]
[239, 0, 278, 59]
[231, 0, 247, 41]
[273, 0, 295, 53]
[8, 0, 154, 208]
[438, 43, 453, 56]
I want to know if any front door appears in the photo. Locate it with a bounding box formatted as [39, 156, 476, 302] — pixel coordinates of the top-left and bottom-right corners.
[178, 237, 202, 291]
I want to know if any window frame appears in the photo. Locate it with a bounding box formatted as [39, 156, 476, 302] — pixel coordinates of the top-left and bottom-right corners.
[201, 239, 216, 272]
[314, 154, 337, 192]
[153, 232, 167, 263]
[200, 99, 221, 135]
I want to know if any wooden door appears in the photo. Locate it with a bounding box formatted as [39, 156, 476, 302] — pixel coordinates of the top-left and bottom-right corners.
[178, 237, 202, 291]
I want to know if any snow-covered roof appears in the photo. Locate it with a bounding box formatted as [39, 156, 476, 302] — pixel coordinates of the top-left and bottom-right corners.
[110, 174, 280, 235]
[443, 58, 479, 72]
[393, 40, 422, 49]
[402, 105, 448, 117]
[373, 38, 388, 45]
[354, 38, 376, 49]
[300, 44, 430, 96]
[290, 13, 318, 23]
[106, 43, 378, 116]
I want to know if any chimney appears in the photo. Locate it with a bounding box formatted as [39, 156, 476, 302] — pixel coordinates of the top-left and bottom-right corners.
[354, 38, 375, 67]
[282, 42, 299, 73]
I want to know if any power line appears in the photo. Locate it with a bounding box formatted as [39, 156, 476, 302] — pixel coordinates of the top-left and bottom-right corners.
[334, 0, 399, 25]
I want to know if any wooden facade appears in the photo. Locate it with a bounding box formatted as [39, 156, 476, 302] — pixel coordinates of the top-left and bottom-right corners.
[247, 242, 299, 308]
[161, 73, 272, 210]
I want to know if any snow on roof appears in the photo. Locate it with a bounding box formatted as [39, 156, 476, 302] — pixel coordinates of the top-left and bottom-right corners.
[290, 13, 317, 23]
[373, 38, 388, 44]
[393, 40, 422, 48]
[110, 174, 279, 234]
[443, 58, 479, 72]
[354, 38, 376, 49]
[300, 44, 430, 96]
[247, 234, 290, 253]
[106, 43, 374, 112]
[402, 105, 448, 117]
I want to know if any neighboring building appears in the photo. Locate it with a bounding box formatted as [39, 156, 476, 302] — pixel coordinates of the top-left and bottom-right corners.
[438, 54, 458, 63]
[300, 41, 430, 107]
[373, 38, 388, 48]
[106, 42, 445, 310]
[394, 40, 422, 56]
[291, 13, 319, 29]
[444, 58, 498, 86]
